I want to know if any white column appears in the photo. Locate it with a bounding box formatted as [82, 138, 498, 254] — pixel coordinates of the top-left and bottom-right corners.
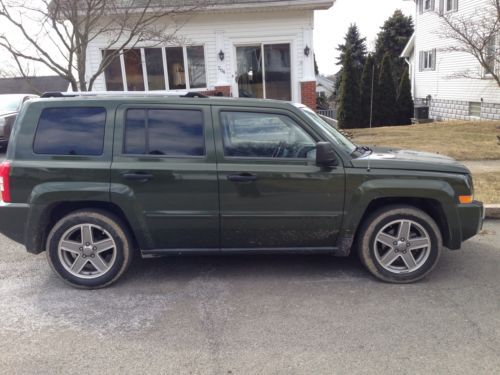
[215, 30, 229, 86]
[302, 27, 315, 82]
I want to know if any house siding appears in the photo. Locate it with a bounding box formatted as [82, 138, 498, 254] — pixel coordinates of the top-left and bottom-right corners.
[85, 9, 315, 104]
[413, 0, 500, 120]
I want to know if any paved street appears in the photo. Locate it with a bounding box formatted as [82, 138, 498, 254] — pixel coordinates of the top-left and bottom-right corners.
[0, 221, 498, 374]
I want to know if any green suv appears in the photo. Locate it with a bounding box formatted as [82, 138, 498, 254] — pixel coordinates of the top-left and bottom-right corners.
[0, 93, 484, 288]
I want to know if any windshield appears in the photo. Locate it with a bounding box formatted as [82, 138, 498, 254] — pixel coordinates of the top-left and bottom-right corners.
[0, 95, 25, 113]
[300, 107, 357, 154]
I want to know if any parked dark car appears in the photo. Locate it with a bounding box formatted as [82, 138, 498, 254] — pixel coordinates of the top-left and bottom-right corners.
[0, 94, 38, 149]
[0, 93, 484, 289]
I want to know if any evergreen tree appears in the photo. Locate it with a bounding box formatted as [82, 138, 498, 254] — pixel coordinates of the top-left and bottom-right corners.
[314, 54, 319, 76]
[335, 24, 367, 93]
[396, 66, 414, 125]
[359, 54, 375, 128]
[374, 10, 414, 89]
[373, 53, 397, 126]
[337, 48, 361, 129]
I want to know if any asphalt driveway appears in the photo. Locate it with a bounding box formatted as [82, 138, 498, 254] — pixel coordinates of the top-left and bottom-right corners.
[0, 221, 498, 374]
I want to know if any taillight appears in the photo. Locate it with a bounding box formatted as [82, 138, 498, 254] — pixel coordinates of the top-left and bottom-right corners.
[0, 161, 11, 203]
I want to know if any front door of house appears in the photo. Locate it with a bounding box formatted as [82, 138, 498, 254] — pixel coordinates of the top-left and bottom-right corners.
[236, 44, 291, 101]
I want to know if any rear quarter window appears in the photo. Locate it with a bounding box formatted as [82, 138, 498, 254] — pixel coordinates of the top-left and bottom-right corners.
[33, 107, 106, 156]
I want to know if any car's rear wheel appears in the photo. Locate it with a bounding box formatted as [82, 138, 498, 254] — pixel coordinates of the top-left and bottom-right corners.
[357, 205, 442, 283]
[46, 209, 133, 289]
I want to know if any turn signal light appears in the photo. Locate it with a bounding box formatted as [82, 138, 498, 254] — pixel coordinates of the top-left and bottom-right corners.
[0, 161, 11, 203]
[458, 195, 473, 204]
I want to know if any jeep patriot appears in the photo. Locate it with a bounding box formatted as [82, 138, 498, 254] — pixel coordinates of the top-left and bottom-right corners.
[0, 93, 484, 288]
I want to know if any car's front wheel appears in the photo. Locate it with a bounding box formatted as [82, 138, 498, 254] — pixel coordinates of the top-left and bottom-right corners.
[357, 205, 442, 283]
[46, 209, 133, 289]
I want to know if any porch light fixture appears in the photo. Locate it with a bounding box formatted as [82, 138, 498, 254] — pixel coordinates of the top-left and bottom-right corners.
[304, 45, 310, 57]
[218, 50, 225, 61]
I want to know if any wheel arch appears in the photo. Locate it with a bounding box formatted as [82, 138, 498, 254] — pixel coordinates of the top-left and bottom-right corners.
[25, 201, 139, 254]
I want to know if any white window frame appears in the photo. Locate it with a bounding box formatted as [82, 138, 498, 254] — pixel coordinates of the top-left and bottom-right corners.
[468, 102, 482, 119]
[444, 0, 458, 13]
[484, 34, 499, 78]
[420, 49, 436, 71]
[424, 0, 434, 12]
[103, 45, 208, 92]
[232, 41, 294, 101]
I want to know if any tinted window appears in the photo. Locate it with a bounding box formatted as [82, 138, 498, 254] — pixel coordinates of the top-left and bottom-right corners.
[124, 109, 205, 156]
[34, 107, 106, 155]
[220, 111, 316, 159]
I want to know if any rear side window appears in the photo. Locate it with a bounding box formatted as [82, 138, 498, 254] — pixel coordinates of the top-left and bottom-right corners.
[34, 107, 106, 155]
[124, 109, 205, 156]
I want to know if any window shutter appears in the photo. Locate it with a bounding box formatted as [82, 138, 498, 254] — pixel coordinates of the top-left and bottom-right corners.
[439, 0, 444, 15]
[432, 49, 437, 70]
[419, 51, 424, 71]
[454, 0, 459, 11]
[419, 0, 424, 14]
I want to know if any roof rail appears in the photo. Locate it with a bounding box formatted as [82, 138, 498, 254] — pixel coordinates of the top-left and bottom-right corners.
[41, 91, 210, 98]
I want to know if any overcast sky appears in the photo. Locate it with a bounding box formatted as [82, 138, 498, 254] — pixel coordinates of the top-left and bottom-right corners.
[315, 0, 415, 75]
[0, 0, 415, 77]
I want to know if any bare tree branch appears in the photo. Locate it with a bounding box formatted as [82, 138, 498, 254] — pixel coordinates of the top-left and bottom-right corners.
[0, 0, 211, 91]
[436, 0, 500, 87]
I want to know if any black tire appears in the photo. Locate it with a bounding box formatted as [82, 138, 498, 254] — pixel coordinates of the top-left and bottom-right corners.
[46, 209, 133, 289]
[357, 205, 442, 283]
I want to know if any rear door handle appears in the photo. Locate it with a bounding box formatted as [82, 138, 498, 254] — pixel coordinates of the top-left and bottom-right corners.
[227, 173, 257, 182]
[123, 172, 154, 182]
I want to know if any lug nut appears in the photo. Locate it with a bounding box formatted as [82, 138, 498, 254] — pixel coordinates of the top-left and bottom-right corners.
[91, 254, 95, 258]
[407, 242, 411, 247]
[86, 242, 90, 246]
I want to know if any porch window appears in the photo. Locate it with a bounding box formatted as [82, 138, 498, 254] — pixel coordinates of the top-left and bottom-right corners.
[102, 50, 124, 91]
[187, 46, 207, 89]
[236, 43, 291, 101]
[166, 47, 186, 90]
[145, 48, 166, 91]
[124, 49, 145, 91]
[102, 46, 207, 91]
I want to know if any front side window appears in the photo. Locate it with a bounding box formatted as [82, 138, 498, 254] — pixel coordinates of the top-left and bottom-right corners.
[424, 0, 433, 11]
[187, 46, 207, 89]
[445, 0, 458, 12]
[34, 107, 106, 155]
[220, 111, 316, 159]
[124, 109, 205, 157]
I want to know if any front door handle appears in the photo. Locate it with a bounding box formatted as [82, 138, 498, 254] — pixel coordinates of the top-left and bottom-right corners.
[227, 173, 257, 182]
[123, 172, 154, 182]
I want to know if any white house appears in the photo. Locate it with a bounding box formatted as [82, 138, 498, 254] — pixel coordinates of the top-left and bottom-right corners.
[316, 75, 336, 98]
[401, 0, 500, 120]
[84, 0, 336, 110]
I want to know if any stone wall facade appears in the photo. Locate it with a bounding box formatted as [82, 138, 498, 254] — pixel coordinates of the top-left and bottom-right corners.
[424, 98, 500, 121]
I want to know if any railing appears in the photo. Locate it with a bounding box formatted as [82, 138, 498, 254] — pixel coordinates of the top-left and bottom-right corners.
[317, 109, 336, 119]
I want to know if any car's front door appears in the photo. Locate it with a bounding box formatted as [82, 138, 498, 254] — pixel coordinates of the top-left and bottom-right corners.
[111, 104, 219, 250]
[213, 106, 345, 250]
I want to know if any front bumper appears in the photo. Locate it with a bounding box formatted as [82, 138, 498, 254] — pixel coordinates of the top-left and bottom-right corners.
[457, 201, 484, 242]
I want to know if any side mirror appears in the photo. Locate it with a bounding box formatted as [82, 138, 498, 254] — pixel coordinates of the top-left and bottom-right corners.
[316, 142, 337, 167]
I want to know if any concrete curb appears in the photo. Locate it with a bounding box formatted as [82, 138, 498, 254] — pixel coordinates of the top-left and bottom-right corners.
[485, 204, 500, 219]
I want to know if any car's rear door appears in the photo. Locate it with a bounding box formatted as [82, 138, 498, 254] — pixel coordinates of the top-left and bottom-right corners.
[212, 106, 345, 250]
[110, 103, 219, 251]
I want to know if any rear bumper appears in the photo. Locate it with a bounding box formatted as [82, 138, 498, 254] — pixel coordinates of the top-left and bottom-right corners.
[0, 202, 29, 245]
[457, 201, 484, 242]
